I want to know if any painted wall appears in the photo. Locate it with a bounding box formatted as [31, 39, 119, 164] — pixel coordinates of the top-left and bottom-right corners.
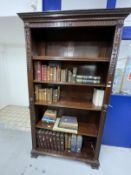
[62, 0, 107, 10]
[0, 0, 42, 16]
[5, 46, 29, 106]
[0, 44, 29, 106]
[0, 45, 10, 106]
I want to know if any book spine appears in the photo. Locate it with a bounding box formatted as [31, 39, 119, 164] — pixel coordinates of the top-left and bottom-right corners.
[76, 135, 83, 153]
[41, 65, 47, 81]
[35, 61, 41, 81]
[71, 134, 77, 152]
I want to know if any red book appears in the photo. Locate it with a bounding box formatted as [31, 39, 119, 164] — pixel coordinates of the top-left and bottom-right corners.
[41, 65, 47, 81]
[35, 61, 41, 81]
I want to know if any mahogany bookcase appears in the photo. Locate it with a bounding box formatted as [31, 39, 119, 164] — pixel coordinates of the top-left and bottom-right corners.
[18, 8, 131, 168]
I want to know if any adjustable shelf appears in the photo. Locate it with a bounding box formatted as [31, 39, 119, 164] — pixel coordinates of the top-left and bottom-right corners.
[35, 100, 102, 111]
[32, 56, 110, 62]
[33, 80, 106, 87]
[36, 121, 98, 137]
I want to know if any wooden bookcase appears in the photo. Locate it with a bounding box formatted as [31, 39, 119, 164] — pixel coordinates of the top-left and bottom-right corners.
[18, 9, 131, 168]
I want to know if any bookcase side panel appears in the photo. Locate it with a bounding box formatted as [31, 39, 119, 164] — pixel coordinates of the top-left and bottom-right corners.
[94, 21, 124, 160]
[24, 23, 37, 150]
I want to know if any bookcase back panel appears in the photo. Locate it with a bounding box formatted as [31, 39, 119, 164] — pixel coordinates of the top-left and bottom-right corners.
[60, 86, 93, 102]
[31, 26, 114, 58]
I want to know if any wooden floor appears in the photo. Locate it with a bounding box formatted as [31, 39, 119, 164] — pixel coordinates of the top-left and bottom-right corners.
[0, 106, 131, 175]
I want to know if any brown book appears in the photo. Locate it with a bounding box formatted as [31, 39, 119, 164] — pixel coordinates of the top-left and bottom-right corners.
[45, 130, 50, 149]
[35, 85, 40, 101]
[65, 133, 68, 150]
[38, 88, 43, 101]
[67, 134, 71, 151]
[46, 88, 53, 103]
[36, 129, 41, 148]
[56, 64, 61, 82]
[68, 70, 73, 83]
[41, 65, 47, 81]
[60, 133, 64, 151]
[53, 66, 57, 81]
[53, 89, 58, 103]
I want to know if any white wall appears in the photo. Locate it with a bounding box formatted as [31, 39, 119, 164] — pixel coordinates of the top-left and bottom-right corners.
[6, 45, 29, 106]
[0, 44, 29, 107]
[0, 0, 42, 16]
[0, 45, 11, 106]
[62, 0, 107, 10]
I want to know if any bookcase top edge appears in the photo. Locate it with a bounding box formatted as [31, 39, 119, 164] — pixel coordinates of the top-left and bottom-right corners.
[18, 8, 131, 21]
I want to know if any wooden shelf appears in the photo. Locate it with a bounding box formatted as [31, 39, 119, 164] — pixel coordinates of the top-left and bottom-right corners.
[35, 100, 102, 111]
[33, 80, 106, 87]
[32, 142, 95, 162]
[36, 121, 98, 137]
[32, 56, 110, 62]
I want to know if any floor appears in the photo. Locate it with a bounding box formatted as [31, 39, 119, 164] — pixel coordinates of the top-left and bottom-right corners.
[0, 106, 131, 175]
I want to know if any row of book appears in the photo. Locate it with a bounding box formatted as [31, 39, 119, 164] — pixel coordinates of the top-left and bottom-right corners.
[34, 61, 76, 82]
[34, 61, 101, 84]
[35, 85, 60, 103]
[36, 129, 83, 153]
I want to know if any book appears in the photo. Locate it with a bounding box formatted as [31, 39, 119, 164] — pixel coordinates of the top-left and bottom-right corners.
[56, 64, 61, 82]
[72, 67, 77, 82]
[34, 61, 41, 81]
[61, 69, 67, 82]
[59, 116, 78, 130]
[67, 134, 71, 151]
[76, 135, 83, 153]
[53, 118, 78, 134]
[76, 75, 101, 84]
[42, 109, 57, 123]
[67, 70, 73, 82]
[44, 109, 57, 119]
[41, 65, 47, 81]
[93, 89, 104, 106]
[71, 134, 77, 152]
[76, 79, 100, 84]
[76, 75, 101, 80]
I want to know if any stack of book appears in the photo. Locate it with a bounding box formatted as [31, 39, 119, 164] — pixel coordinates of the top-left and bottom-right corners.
[42, 109, 57, 123]
[36, 129, 64, 151]
[53, 116, 78, 134]
[35, 85, 60, 103]
[92, 88, 104, 106]
[76, 75, 101, 84]
[36, 129, 83, 153]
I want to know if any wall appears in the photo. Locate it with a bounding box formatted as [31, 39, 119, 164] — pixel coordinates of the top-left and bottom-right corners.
[6, 45, 29, 106]
[0, 44, 29, 107]
[0, 45, 10, 106]
[0, 0, 42, 16]
[62, 0, 107, 10]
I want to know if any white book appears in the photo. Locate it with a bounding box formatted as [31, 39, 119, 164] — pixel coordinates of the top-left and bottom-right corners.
[93, 89, 104, 107]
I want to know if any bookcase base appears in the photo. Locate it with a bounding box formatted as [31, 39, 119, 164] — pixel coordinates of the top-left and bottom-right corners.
[31, 149, 100, 169]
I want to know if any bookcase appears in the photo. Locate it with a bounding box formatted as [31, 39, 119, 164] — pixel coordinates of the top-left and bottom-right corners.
[18, 9, 131, 168]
